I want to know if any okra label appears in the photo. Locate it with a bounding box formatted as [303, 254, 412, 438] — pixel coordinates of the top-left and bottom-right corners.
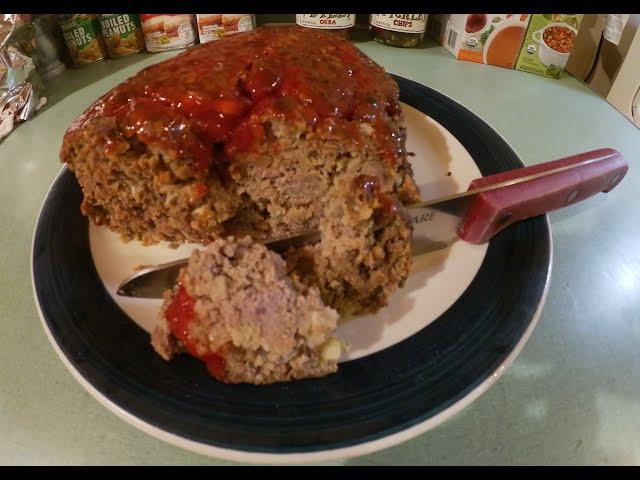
[296, 14, 356, 29]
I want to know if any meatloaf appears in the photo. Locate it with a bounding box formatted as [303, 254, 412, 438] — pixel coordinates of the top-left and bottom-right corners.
[152, 235, 343, 384]
[287, 173, 413, 316]
[151, 172, 413, 382]
[60, 26, 420, 246]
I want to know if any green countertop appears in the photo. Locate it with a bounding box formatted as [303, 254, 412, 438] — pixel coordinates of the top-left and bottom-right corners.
[1, 40, 639, 465]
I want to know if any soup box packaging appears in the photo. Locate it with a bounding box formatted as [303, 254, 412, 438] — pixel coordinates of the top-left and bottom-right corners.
[442, 14, 530, 69]
[515, 14, 584, 79]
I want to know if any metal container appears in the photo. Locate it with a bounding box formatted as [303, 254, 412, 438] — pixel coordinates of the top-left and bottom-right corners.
[32, 14, 67, 79]
[140, 14, 197, 52]
[57, 14, 108, 67]
[99, 14, 145, 58]
[195, 14, 255, 43]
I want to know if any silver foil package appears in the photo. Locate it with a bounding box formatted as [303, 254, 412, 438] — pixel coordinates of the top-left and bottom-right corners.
[0, 14, 47, 140]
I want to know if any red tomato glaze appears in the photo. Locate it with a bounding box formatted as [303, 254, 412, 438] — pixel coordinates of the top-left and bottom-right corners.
[354, 174, 401, 215]
[69, 27, 403, 176]
[164, 285, 226, 380]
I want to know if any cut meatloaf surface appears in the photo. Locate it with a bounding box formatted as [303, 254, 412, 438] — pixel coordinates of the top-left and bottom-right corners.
[151, 177, 412, 382]
[60, 26, 420, 245]
[287, 173, 413, 316]
[153, 235, 342, 384]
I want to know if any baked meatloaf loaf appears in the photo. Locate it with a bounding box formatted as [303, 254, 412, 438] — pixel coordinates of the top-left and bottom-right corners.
[153, 235, 343, 384]
[60, 26, 420, 245]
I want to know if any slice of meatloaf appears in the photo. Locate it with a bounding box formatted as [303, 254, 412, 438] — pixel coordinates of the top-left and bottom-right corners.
[152, 235, 343, 384]
[286, 173, 413, 316]
[60, 26, 420, 245]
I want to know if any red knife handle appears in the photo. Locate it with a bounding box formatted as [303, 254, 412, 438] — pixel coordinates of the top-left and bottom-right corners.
[458, 148, 628, 244]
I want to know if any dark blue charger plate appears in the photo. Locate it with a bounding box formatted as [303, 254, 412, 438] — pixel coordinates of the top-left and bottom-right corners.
[32, 75, 551, 462]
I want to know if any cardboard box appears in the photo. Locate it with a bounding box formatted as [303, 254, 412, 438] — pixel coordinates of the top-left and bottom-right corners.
[565, 14, 607, 81]
[586, 14, 640, 127]
[516, 14, 584, 78]
[442, 14, 530, 69]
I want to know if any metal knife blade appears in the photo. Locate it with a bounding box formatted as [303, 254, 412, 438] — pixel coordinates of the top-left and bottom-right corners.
[116, 149, 626, 299]
[115, 230, 322, 298]
[115, 202, 455, 299]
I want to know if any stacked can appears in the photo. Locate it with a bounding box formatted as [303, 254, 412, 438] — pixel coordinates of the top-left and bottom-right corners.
[99, 14, 145, 57]
[195, 14, 255, 43]
[57, 14, 108, 66]
[139, 14, 198, 52]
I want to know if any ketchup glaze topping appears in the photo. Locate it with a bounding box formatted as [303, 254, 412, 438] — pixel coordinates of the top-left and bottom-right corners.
[165, 285, 226, 379]
[66, 27, 404, 175]
[354, 174, 401, 215]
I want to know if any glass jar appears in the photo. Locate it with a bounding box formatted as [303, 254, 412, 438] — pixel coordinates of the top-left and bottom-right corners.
[370, 14, 427, 47]
[295, 14, 356, 39]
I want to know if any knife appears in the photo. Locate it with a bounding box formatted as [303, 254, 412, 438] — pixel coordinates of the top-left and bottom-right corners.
[117, 148, 628, 298]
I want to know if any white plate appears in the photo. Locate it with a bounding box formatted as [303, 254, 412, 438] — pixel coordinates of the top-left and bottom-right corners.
[32, 76, 552, 463]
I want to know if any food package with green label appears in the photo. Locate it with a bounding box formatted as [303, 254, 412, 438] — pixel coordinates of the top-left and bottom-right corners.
[515, 14, 584, 79]
[99, 14, 145, 58]
[57, 14, 108, 66]
[441, 14, 531, 69]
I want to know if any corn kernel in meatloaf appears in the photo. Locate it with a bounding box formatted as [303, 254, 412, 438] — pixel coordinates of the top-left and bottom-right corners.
[60, 26, 420, 245]
[153, 236, 342, 384]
